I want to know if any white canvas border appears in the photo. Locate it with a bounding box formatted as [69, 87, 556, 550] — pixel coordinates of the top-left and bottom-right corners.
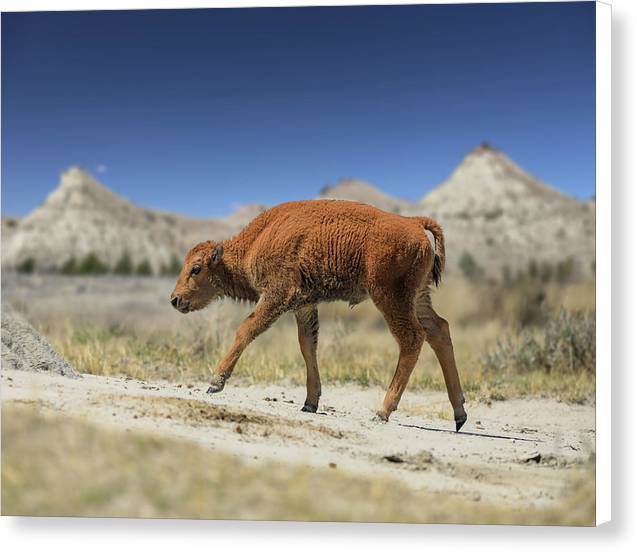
[595, 0, 612, 527]
[0, 0, 613, 543]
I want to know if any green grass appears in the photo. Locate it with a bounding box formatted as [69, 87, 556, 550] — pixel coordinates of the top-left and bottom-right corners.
[1, 404, 595, 525]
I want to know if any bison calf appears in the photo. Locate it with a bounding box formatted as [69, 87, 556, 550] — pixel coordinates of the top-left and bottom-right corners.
[170, 200, 467, 431]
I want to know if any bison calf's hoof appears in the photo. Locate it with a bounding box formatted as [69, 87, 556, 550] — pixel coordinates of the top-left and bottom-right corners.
[301, 403, 318, 413]
[372, 411, 389, 423]
[455, 413, 468, 433]
[206, 376, 226, 394]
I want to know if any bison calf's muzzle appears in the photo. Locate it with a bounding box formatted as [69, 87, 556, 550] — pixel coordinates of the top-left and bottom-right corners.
[170, 295, 190, 313]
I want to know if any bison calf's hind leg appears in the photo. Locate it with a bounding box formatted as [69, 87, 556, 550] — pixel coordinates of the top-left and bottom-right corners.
[373, 298, 426, 422]
[417, 299, 467, 431]
[295, 305, 321, 413]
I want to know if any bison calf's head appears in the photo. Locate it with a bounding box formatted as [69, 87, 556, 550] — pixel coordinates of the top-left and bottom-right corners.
[170, 240, 224, 314]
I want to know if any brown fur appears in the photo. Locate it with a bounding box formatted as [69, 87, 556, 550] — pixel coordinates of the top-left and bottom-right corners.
[171, 200, 466, 429]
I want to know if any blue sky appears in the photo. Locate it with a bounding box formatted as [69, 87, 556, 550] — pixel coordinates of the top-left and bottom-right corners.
[1, 2, 596, 218]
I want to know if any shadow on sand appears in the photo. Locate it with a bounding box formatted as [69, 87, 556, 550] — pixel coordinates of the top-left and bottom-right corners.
[397, 422, 542, 443]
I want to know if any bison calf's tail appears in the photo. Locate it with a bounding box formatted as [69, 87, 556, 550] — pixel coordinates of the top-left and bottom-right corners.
[415, 216, 446, 287]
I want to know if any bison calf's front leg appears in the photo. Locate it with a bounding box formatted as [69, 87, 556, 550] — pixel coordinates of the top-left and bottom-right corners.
[207, 299, 283, 395]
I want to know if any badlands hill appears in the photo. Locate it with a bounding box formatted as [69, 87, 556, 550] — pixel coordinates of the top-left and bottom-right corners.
[318, 144, 595, 279]
[319, 178, 411, 214]
[1, 167, 236, 273]
[1, 145, 595, 278]
[419, 143, 595, 277]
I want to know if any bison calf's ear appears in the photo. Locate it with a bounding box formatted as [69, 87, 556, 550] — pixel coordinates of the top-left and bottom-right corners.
[210, 244, 224, 266]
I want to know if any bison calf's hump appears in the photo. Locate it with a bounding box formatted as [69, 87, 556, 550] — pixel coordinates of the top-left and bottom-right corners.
[286, 206, 379, 303]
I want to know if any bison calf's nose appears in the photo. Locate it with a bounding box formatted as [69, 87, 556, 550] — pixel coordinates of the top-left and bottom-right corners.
[170, 296, 179, 309]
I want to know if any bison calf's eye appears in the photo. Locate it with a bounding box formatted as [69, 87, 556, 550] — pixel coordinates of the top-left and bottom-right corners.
[191, 265, 201, 276]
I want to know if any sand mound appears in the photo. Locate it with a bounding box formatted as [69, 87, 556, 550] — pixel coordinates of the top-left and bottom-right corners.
[1, 310, 79, 377]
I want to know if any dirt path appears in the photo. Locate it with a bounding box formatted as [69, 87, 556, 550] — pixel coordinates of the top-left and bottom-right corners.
[1, 369, 594, 508]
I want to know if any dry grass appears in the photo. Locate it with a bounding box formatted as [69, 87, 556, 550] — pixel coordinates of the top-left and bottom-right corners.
[9, 274, 595, 404]
[47, 320, 595, 403]
[1, 404, 595, 525]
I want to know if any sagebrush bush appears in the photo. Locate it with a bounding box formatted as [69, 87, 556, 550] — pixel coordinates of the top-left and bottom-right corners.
[61, 257, 78, 275]
[481, 307, 595, 375]
[543, 307, 596, 373]
[135, 259, 153, 276]
[77, 253, 109, 275]
[160, 255, 182, 276]
[58, 253, 109, 275]
[16, 257, 36, 273]
[113, 252, 133, 275]
[458, 251, 484, 281]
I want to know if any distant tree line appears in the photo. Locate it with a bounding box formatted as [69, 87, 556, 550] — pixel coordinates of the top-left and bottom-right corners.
[455, 252, 594, 330]
[15, 252, 183, 277]
[458, 251, 587, 285]
[501, 258, 578, 286]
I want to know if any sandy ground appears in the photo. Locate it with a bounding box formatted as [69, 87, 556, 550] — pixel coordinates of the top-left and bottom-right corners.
[1, 368, 594, 509]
